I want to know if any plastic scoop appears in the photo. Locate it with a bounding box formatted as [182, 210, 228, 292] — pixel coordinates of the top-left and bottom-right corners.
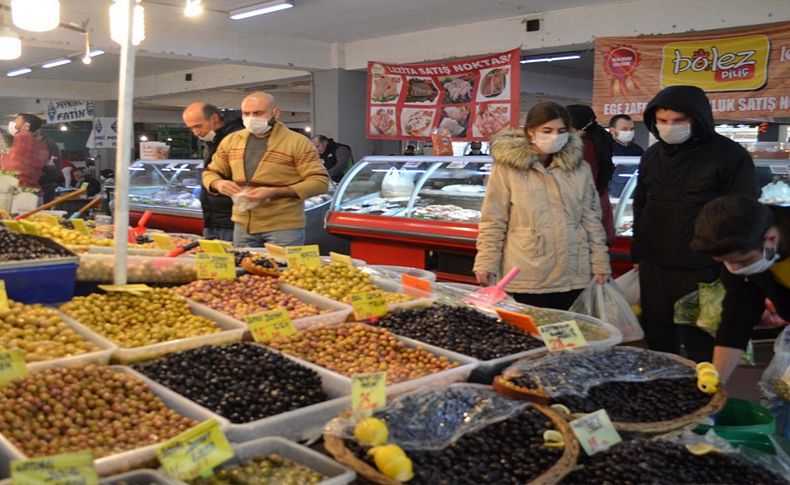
[133, 210, 153, 236]
[464, 267, 520, 305]
[166, 240, 200, 258]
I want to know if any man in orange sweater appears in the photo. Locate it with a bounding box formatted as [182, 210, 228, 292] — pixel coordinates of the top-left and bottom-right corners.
[0, 113, 50, 188]
[202, 92, 329, 247]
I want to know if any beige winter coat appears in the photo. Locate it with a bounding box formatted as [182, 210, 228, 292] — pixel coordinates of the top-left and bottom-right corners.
[473, 129, 610, 293]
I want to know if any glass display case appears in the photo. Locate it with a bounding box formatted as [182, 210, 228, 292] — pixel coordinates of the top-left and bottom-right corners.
[128, 159, 203, 218]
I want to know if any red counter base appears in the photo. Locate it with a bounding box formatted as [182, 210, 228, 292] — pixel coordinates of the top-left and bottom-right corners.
[129, 211, 203, 235]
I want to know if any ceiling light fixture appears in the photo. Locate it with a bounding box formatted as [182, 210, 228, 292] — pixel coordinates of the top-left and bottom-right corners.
[82, 32, 92, 64]
[0, 26, 21, 60]
[110, 0, 145, 46]
[59, 124, 68, 131]
[89, 49, 105, 57]
[229, 0, 293, 20]
[139, 135, 148, 141]
[11, 0, 60, 32]
[42, 57, 71, 68]
[184, 0, 203, 17]
[6, 67, 31, 77]
[520, 53, 581, 64]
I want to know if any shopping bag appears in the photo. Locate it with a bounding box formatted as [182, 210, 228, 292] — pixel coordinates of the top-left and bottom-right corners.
[381, 168, 415, 198]
[570, 280, 644, 342]
[759, 327, 790, 438]
[613, 268, 640, 306]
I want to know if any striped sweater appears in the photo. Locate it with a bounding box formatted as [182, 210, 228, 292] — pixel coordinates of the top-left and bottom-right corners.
[203, 122, 329, 234]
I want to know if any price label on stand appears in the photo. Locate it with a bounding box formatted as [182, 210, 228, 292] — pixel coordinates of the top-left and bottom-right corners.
[151, 233, 177, 250]
[11, 450, 98, 485]
[352, 372, 387, 414]
[329, 251, 354, 267]
[401, 273, 431, 294]
[245, 308, 297, 343]
[570, 409, 622, 456]
[0, 348, 28, 388]
[198, 240, 227, 254]
[98, 284, 153, 296]
[0, 280, 8, 312]
[350, 291, 388, 320]
[537, 320, 588, 352]
[157, 419, 234, 481]
[80, 182, 90, 191]
[264, 243, 286, 260]
[71, 218, 91, 236]
[197, 254, 236, 280]
[285, 245, 321, 269]
[19, 221, 39, 235]
[402, 161, 422, 169]
[446, 161, 469, 169]
[37, 214, 60, 225]
[2, 220, 22, 233]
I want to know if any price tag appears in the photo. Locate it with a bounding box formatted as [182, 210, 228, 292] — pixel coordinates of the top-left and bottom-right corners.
[0, 348, 28, 388]
[352, 372, 387, 414]
[402, 161, 422, 169]
[350, 291, 388, 320]
[245, 307, 297, 343]
[197, 253, 236, 280]
[156, 419, 234, 481]
[19, 221, 39, 235]
[0, 280, 8, 312]
[537, 320, 588, 352]
[151, 233, 177, 250]
[264, 243, 286, 260]
[80, 182, 89, 191]
[198, 239, 228, 254]
[2, 220, 22, 233]
[71, 218, 91, 236]
[401, 273, 431, 294]
[98, 284, 153, 295]
[570, 409, 622, 456]
[11, 450, 98, 485]
[329, 251, 354, 267]
[285, 244, 321, 269]
[37, 214, 60, 225]
[446, 161, 469, 169]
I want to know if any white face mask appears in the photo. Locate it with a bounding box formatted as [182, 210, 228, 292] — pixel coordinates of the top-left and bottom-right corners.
[616, 130, 635, 144]
[532, 132, 569, 154]
[724, 246, 779, 276]
[198, 130, 216, 142]
[244, 116, 272, 136]
[656, 123, 692, 144]
[7, 121, 17, 136]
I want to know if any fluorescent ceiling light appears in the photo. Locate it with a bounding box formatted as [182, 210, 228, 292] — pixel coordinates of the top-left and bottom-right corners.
[89, 49, 105, 57]
[184, 0, 204, 17]
[230, 0, 293, 20]
[42, 58, 72, 68]
[521, 53, 581, 64]
[6, 67, 32, 77]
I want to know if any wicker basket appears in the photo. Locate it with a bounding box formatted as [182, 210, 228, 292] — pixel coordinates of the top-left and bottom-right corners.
[492, 350, 728, 437]
[324, 404, 579, 485]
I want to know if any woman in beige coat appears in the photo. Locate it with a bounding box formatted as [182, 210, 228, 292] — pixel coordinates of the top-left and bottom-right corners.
[474, 102, 610, 310]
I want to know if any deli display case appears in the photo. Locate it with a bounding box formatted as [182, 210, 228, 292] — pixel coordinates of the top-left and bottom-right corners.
[326, 156, 493, 282]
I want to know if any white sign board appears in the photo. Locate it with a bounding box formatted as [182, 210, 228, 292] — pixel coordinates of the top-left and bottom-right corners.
[46, 100, 95, 124]
[87, 117, 118, 149]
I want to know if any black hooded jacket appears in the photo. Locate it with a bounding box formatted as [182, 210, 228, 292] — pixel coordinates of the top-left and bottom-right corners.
[632, 86, 756, 269]
[200, 115, 244, 229]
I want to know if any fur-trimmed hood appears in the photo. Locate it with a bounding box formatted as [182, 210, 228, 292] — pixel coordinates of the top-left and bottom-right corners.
[490, 129, 584, 173]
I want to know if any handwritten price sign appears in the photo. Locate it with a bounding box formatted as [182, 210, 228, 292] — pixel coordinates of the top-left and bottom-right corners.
[352, 372, 387, 415]
[537, 320, 588, 352]
[71, 218, 91, 236]
[329, 251, 354, 267]
[11, 450, 98, 485]
[350, 291, 388, 320]
[285, 245, 322, 269]
[0, 280, 8, 312]
[197, 253, 236, 280]
[245, 307, 297, 343]
[570, 409, 622, 456]
[157, 419, 234, 480]
[0, 348, 28, 388]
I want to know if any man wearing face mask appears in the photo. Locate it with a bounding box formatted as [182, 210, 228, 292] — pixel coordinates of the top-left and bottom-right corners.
[202, 92, 329, 247]
[183, 102, 244, 241]
[0, 113, 50, 189]
[608, 114, 644, 157]
[632, 85, 756, 361]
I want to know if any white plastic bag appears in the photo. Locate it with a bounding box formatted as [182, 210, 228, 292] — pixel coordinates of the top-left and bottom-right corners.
[570, 280, 645, 342]
[381, 167, 415, 198]
[231, 189, 260, 212]
[614, 268, 640, 306]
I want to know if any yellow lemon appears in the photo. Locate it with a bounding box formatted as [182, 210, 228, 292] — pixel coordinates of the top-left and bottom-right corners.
[354, 417, 389, 446]
[696, 362, 716, 374]
[697, 373, 719, 394]
[379, 455, 414, 482]
[543, 430, 565, 448]
[631, 304, 642, 317]
[686, 443, 720, 456]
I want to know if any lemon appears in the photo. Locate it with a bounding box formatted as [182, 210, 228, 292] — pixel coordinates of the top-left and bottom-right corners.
[631, 304, 642, 317]
[696, 362, 716, 374]
[686, 443, 720, 456]
[368, 445, 413, 482]
[697, 373, 719, 394]
[354, 417, 389, 446]
[550, 404, 572, 415]
[543, 430, 565, 448]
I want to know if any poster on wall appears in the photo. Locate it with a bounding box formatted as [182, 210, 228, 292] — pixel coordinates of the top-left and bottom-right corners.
[366, 48, 521, 141]
[593, 21, 790, 121]
[46, 100, 95, 124]
[86, 117, 118, 149]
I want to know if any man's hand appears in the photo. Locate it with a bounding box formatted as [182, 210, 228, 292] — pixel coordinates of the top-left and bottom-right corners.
[244, 187, 278, 202]
[475, 271, 496, 287]
[211, 180, 242, 197]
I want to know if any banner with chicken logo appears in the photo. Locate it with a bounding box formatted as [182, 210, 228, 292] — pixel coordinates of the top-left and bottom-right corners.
[593, 21, 790, 121]
[366, 48, 521, 141]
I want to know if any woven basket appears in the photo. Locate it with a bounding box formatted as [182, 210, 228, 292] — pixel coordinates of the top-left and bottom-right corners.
[493, 350, 727, 437]
[324, 404, 579, 485]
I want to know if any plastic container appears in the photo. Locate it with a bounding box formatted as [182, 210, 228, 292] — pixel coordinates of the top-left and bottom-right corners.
[76, 253, 197, 283]
[0, 366, 219, 478]
[0, 258, 78, 304]
[370, 276, 435, 315]
[186, 283, 353, 333]
[25, 311, 118, 372]
[696, 398, 777, 438]
[368, 265, 437, 282]
[101, 469, 180, 484]
[61, 300, 247, 364]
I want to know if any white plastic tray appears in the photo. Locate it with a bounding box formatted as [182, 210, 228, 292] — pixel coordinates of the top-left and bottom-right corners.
[185, 283, 353, 332]
[61, 300, 247, 364]
[367, 265, 437, 282]
[100, 469, 180, 484]
[76, 253, 197, 283]
[0, 366, 220, 479]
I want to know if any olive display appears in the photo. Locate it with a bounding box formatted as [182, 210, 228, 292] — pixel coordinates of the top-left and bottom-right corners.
[174, 276, 322, 321]
[346, 406, 563, 484]
[133, 343, 327, 424]
[0, 365, 197, 459]
[562, 439, 786, 484]
[189, 453, 325, 485]
[60, 289, 221, 347]
[21, 220, 113, 247]
[377, 305, 545, 360]
[268, 324, 458, 384]
[280, 263, 411, 304]
[76, 257, 197, 283]
[0, 300, 98, 362]
[518, 307, 611, 341]
[0, 229, 75, 261]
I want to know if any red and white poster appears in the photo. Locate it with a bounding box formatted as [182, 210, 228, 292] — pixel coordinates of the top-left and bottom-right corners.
[366, 48, 521, 142]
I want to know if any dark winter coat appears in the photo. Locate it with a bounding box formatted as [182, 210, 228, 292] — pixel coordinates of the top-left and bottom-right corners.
[200, 116, 244, 229]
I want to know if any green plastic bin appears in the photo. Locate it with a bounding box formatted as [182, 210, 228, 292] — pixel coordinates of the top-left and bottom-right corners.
[696, 398, 776, 441]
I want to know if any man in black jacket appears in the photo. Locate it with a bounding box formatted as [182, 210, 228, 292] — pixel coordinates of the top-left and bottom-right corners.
[311, 135, 352, 183]
[183, 103, 244, 241]
[632, 85, 756, 361]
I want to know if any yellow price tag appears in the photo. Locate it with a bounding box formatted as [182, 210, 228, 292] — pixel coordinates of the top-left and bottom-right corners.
[350, 291, 388, 320]
[2, 220, 22, 233]
[19, 221, 39, 235]
[71, 218, 91, 237]
[198, 240, 227, 254]
[151, 233, 177, 250]
[329, 251, 354, 267]
[264, 243, 286, 260]
[352, 372, 387, 415]
[245, 307, 297, 342]
[0, 280, 9, 312]
[197, 253, 236, 280]
[156, 419, 234, 481]
[285, 245, 322, 269]
[36, 214, 60, 226]
[570, 409, 622, 456]
[0, 348, 28, 388]
[537, 320, 588, 352]
[98, 284, 153, 296]
[11, 450, 98, 485]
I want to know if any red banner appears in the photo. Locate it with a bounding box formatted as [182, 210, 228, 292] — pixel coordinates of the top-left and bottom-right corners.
[366, 48, 521, 141]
